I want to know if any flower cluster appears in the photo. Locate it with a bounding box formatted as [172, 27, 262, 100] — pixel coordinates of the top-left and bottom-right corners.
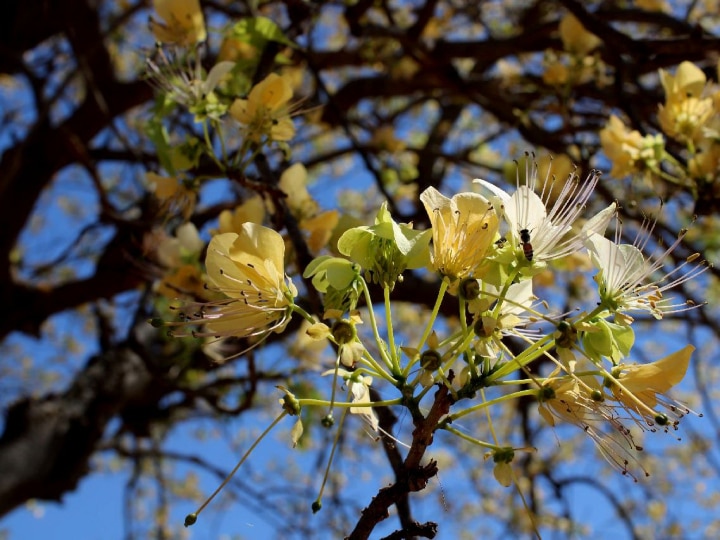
[160, 153, 704, 528]
[601, 60, 720, 192]
[140, 3, 707, 529]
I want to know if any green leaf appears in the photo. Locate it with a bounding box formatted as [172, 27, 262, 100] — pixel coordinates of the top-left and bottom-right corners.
[232, 17, 296, 49]
[145, 118, 175, 174]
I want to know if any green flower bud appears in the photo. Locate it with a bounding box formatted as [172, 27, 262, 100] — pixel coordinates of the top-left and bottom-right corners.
[337, 202, 431, 290]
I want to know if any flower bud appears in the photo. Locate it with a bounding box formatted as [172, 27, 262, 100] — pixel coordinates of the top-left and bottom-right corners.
[459, 278, 481, 300]
[420, 349, 442, 371]
[331, 320, 356, 345]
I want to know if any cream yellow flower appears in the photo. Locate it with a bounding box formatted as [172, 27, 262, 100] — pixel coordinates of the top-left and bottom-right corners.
[657, 62, 714, 143]
[689, 143, 720, 182]
[609, 345, 694, 423]
[157, 263, 206, 299]
[173, 224, 297, 344]
[660, 61, 707, 103]
[599, 115, 664, 178]
[420, 186, 498, 281]
[150, 0, 207, 45]
[659, 95, 714, 143]
[230, 73, 296, 142]
[636, 0, 670, 12]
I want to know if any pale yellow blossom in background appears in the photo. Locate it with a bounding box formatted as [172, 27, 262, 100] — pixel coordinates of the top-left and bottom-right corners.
[157, 264, 205, 299]
[371, 125, 406, 152]
[689, 143, 720, 182]
[599, 115, 664, 177]
[230, 73, 296, 142]
[156, 222, 203, 268]
[147, 172, 197, 219]
[150, 0, 207, 45]
[542, 59, 569, 86]
[559, 14, 602, 56]
[213, 195, 266, 235]
[660, 61, 707, 102]
[657, 62, 714, 143]
[218, 36, 258, 63]
[301, 210, 340, 253]
[659, 95, 714, 143]
[278, 163, 318, 218]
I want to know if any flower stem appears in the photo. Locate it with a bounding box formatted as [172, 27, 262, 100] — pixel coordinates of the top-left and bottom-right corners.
[186, 410, 287, 525]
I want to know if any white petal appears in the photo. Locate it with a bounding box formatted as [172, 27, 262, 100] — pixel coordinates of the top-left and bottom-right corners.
[505, 186, 547, 232]
[202, 61, 236, 94]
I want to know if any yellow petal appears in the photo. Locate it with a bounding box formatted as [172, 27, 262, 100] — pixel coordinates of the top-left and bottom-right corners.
[152, 0, 206, 44]
[621, 345, 693, 393]
[229, 222, 286, 274]
[559, 14, 601, 56]
[251, 73, 293, 111]
[147, 172, 179, 199]
[229, 98, 253, 124]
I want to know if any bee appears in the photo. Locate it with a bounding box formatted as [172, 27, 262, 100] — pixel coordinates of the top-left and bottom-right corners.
[519, 228, 534, 262]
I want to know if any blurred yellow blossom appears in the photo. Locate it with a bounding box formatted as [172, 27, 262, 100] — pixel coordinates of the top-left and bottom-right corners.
[659, 95, 714, 144]
[278, 163, 318, 218]
[542, 59, 569, 86]
[230, 73, 296, 142]
[301, 210, 340, 253]
[636, 0, 670, 12]
[689, 143, 720, 182]
[599, 115, 664, 177]
[150, 0, 207, 45]
[660, 61, 707, 102]
[371, 125, 406, 153]
[213, 195, 266, 235]
[559, 14, 602, 56]
[218, 36, 258, 63]
[147, 172, 197, 219]
[157, 263, 205, 299]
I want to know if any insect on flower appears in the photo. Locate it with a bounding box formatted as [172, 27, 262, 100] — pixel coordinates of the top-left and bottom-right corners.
[519, 228, 534, 262]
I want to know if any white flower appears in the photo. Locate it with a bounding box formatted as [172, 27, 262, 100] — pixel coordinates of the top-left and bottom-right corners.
[146, 46, 235, 117]
[322, 368, 379, 431]
[471, 279, 540, 357]
[585, 217, 707, 320]
[475, 160, 615, 264]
